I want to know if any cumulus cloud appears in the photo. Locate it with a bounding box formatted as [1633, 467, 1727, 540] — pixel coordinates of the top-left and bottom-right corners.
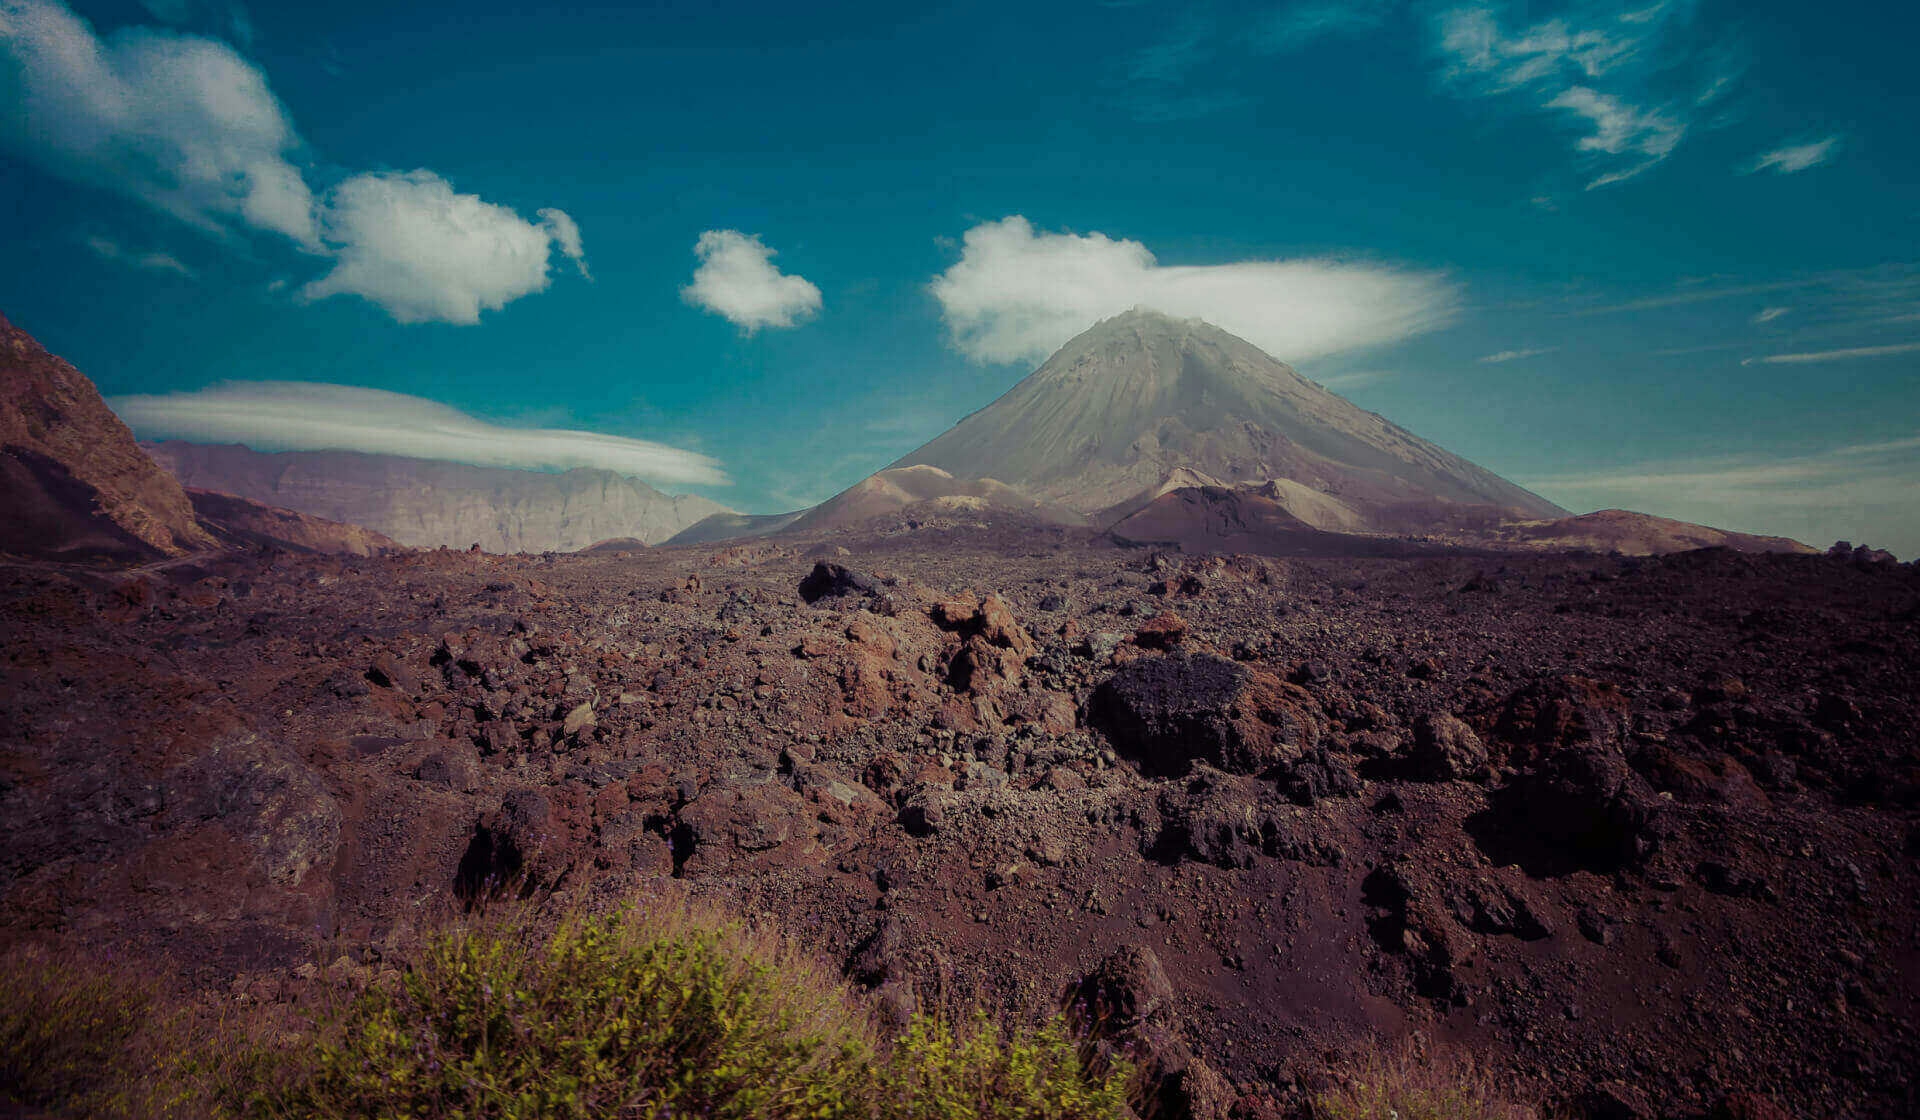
[0, 0, 587, 324]
[111, 381, 728, 487]
[1745, 136, 1840, 175]
[1433, 3, 1705, 189]
[0, 0, 319, 245]
[1477, 346, 1556, 364]
[682, 230, 822, 333]
[928, 216, 1458, 366]
[301, 171, 565, 325]
[85, 233, 194, 277]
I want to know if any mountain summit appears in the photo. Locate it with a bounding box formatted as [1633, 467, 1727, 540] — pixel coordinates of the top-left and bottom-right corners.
[892, 308, 1564, 527]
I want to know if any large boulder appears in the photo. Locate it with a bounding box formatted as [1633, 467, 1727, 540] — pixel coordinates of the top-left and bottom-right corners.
[1505, 741, 1667, 872]
[1409, 712, 1490, 782]
[1089, 654, 1320, 777]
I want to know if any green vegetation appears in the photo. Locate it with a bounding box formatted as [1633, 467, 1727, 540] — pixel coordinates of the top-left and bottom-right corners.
[3, 911, 1534, 1120]
[878, 1012, 1132, 1120]
[1, 907, 1131, 1120]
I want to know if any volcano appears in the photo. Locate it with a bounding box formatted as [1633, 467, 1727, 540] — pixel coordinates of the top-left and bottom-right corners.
[891, 308, 1565, 531]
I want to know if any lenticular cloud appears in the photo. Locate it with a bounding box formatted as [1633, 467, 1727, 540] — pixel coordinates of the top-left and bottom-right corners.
[929, 216, 1458, 366]
[111, 381, 727, 487]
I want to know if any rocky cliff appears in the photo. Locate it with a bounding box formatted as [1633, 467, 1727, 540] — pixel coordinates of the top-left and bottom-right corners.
[1, 311, 217, 561]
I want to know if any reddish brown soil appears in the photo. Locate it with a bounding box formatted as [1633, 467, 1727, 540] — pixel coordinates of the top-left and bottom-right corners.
[1, 525, 1915, 1118]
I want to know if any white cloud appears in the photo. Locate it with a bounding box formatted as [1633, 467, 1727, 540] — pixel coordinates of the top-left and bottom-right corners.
[1437, 7, 1637, 90]
[85, 233, 195, 277]
[1525, 437, 1920, 558]
[1433, 3, 1702, 189]
[1742, 341, 1920, 365]
[1546, 86, 1683, 187]
[301, 171, 566, 325]
[111, 381, 728, 487]
[1745, 136, 1840, 175]
[682, 230, 822, 333]
[537, 207, 589, 279]
[1478, 346, 1556, 363]
[0, 0, 318, 245]
[928, 216, 1457, 366]
[1, 0, 586, 325]
[1751, 306, 1791, 324]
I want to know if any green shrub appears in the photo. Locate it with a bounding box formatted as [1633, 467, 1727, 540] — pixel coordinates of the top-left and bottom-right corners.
[0, 909, 1157, 1120]
[878, 1011, 1131, 1120]
[253, 909, 876, 1119]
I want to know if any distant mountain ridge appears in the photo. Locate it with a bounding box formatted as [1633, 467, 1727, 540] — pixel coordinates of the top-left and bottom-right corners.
[891, 308, 1566, 525]
[145, 441, 731, 553]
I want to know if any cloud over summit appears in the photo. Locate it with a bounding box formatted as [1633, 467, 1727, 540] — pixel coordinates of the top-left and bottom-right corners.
[929, 216, 1458, 366]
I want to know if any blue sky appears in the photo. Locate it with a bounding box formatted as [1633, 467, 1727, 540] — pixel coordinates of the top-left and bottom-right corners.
[3, 0, 1916, 552]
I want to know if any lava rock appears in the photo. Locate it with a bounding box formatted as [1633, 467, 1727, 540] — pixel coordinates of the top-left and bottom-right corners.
[798, 561, 877, 604]
[1409, 712, 1490, 782]
[1090, 654, 1320, 777]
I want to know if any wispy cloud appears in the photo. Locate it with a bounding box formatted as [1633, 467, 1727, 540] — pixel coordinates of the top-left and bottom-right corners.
[1742, 341, 1920, 365]
[1751, 306, 1791, 324]
[1582, 279, 1803, 315]
[0, 0, 586, 324]
[1477, 346, 1557, 363]
[1255, 0, 1396, 53]
[1310, 369, 1396, 390]
[111, 382, 728, 487]
[1545, 86, 1683, 187]
[1525, 436, 1920, 558]
[928, 215, 1459, 366]
[1432, 2, 1712, 189]
[1744, 136, 1841, 175]
[681, 230, 822, 334]
[85, 234, 195, 278]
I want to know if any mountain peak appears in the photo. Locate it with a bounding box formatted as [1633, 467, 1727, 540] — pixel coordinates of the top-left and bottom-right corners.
[894, 313, 1563, 523]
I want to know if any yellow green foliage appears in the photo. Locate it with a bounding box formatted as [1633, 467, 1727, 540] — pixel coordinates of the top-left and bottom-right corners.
[253, 910, 876, 1120]
[878, 1011, 1131, 1120]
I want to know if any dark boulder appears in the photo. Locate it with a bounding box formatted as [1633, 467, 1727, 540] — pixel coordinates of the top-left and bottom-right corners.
[1090, 654, 1320, 777]
[797, 561, 877, 604]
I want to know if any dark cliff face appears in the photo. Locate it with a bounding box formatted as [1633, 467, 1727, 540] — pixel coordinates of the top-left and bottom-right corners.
[892, 308, 1566, 525]
[0, 312, 216, 561]
[143, 441, 732, 553]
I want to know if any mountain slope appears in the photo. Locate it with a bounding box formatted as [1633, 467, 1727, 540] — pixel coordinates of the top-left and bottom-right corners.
[145, 442, 731, 553]
[785, 464, 1087, 533]
[892, 308, 1564, 525]
[1, 312, 217, 561]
